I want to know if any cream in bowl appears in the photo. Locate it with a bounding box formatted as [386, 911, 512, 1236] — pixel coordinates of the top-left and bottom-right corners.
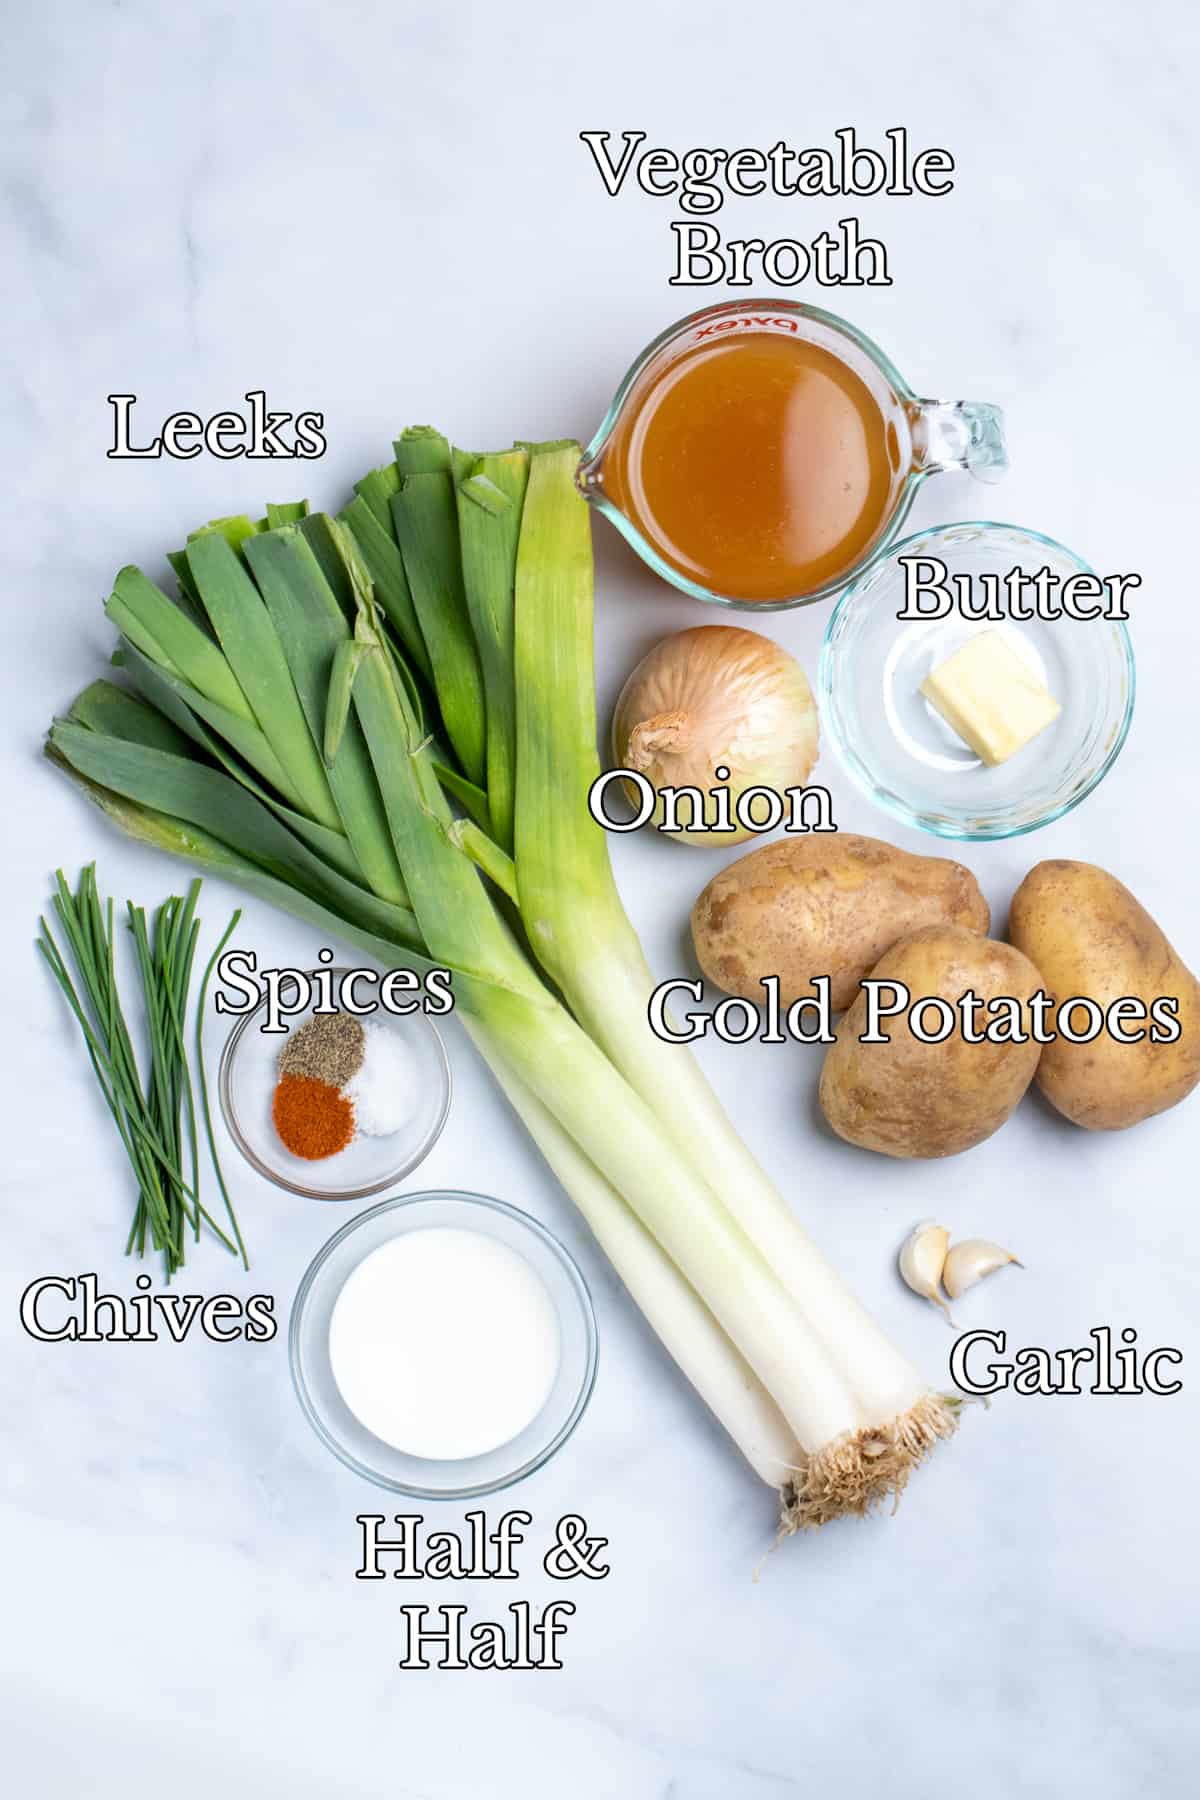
[290, 1192, 598, 1497]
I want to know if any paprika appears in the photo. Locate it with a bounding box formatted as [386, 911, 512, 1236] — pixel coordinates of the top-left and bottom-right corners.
[272, 1074, 355, 1160]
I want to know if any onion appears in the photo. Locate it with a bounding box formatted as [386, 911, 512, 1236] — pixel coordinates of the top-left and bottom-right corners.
[611, 625, 819, 846]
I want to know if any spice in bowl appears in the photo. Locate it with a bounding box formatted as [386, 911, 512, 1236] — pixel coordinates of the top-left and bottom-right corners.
[279, 1010, 366, 1087]
[343, 1018, 418, 1136]
[271, 1011, 419, 1160]
[273, 1074, 357, 1160]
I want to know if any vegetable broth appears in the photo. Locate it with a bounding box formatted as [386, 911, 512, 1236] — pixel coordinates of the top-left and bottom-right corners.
[602, 333, 901, 602]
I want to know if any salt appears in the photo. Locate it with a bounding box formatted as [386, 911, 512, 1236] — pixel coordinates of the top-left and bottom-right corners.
[344, 1021, 417, 1137]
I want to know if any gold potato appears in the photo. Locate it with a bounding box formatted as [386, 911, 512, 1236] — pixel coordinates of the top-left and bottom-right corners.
[690, 834, 989, 1013]
[818, 925, 1043, 1159]
[1008, 860, 1200, 1130]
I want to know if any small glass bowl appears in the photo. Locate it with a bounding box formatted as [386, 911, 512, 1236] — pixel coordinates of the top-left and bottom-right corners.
[289, 1191, 598, 1497]
[218, 970, 451, 1200]
[819, 522, 1136, 840]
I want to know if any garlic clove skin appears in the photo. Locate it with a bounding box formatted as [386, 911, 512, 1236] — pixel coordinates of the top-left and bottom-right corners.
[942, 1238, 1023, 1301]
[898, 1221, 955, 1326]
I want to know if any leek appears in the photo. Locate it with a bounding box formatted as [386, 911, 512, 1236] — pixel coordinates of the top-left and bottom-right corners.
[512, 449, 940, 1446]
[47, 435, 958, 1534]
[106, 567, 254, 722]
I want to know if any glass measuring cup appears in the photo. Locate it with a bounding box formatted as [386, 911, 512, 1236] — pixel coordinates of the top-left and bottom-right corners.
[578, 299, 1008, 611]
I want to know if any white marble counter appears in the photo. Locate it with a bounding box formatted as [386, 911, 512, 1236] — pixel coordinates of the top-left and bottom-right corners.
[3, 2, 1198, 1794]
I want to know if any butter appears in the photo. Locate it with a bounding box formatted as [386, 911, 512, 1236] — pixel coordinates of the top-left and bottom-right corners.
[920, 630, 1061, 766]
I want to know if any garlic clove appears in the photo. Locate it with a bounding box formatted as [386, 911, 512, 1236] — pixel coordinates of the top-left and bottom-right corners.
[942, 1238, 1023, 1301]
[898, 1221, 955, 1326]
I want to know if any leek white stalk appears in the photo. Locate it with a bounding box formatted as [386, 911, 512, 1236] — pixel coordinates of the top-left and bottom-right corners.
[477, 1038, 802, 1491]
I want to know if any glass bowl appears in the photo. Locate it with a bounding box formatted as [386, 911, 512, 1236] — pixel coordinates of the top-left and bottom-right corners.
[289, 1191, 598, 1497]
[218, 970, 451, 1200]
[818, 522, 1135, 840]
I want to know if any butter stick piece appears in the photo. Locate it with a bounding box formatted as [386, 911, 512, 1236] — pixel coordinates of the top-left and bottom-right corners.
[920, 630, 1061, 766]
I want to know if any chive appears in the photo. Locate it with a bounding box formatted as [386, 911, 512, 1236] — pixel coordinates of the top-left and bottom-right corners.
[156, 883, 203, 1244]
[196, 909, 248, 1270]
[127, 900, 177, 1256]
[38, 867, 242, 1277]
[38, 906, 173, 1253]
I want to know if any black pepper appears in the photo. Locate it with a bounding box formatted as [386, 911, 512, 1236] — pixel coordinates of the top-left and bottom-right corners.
[277, 1010, 366, 1089]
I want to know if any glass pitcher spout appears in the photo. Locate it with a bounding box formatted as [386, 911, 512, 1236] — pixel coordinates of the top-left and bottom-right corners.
[576, 448, 603, 498]
[910, 399, 1008, 484]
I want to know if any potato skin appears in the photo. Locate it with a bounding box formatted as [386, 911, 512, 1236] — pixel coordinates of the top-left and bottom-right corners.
[690, 835, 989, 1014]
[818, 926, 1043, 1159]
[1008, 860, 1200, 1130]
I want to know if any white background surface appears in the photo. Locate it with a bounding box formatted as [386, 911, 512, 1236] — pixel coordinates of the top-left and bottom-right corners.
[5, 3, 1199, 1794]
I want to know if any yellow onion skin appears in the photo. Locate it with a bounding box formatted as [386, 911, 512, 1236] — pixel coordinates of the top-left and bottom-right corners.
[610, 625, 819, 847]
